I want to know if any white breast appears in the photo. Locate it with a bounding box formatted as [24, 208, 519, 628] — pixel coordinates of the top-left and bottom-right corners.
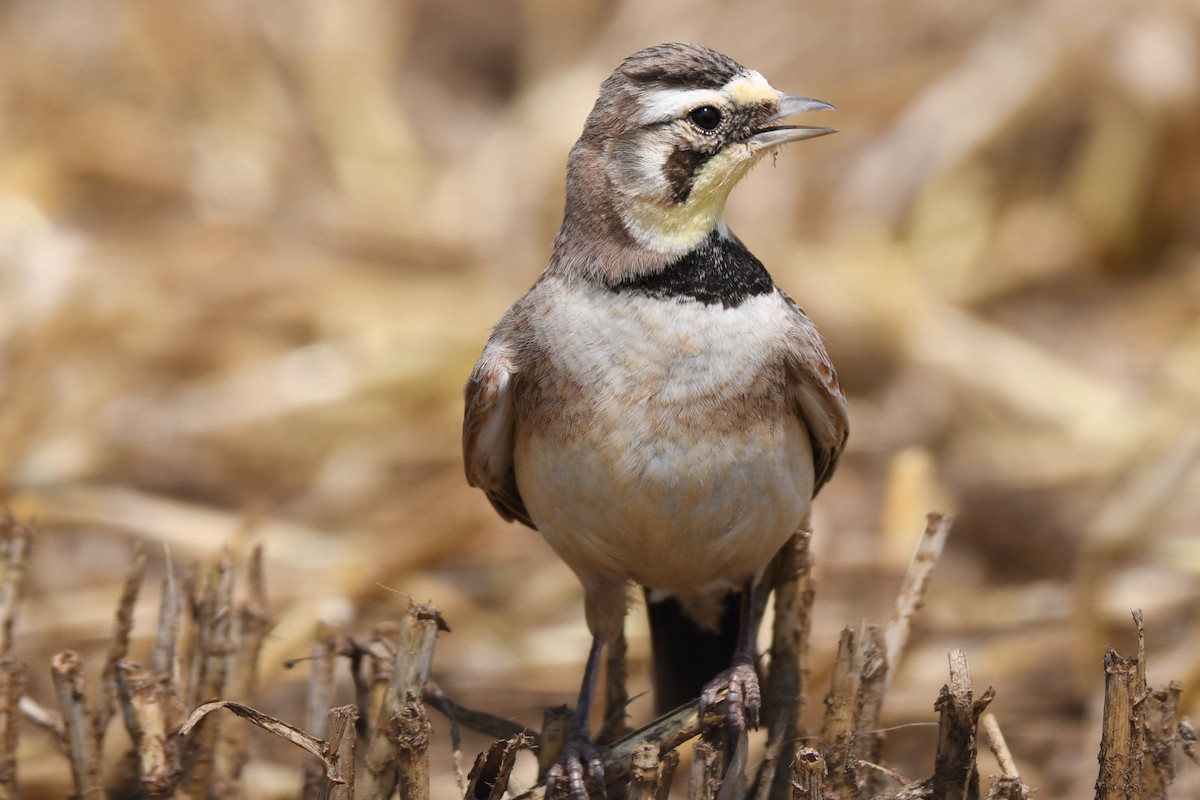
[514, 282, 814, 603]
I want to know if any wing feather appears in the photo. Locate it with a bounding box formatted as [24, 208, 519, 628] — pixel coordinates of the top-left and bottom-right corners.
[463, 330, 536, 529]
[781, 293, 849, 495]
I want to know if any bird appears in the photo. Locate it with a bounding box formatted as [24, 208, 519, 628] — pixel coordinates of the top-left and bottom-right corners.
[463, 42, 848, 798]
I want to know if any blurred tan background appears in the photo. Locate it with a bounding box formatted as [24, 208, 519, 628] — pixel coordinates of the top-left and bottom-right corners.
[1, 0, 1199, 796]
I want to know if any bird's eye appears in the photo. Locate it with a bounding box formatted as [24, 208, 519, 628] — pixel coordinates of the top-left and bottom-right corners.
[687, 105, 723, 132]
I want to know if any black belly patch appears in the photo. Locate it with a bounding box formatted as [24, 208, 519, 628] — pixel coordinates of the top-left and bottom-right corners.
[610, 230, 775, 308]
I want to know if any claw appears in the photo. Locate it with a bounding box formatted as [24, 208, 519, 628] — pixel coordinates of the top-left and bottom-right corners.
[700, 662, 761, 732]
[545, 736, 606, 799]
[588, 756, 607, 799]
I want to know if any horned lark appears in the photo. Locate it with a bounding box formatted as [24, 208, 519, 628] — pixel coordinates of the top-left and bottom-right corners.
[464, 43, 848, 797]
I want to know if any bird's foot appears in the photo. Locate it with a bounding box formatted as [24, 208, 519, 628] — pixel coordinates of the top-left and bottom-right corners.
[699, 661, 761, 731]
[544, 733, 606, 800]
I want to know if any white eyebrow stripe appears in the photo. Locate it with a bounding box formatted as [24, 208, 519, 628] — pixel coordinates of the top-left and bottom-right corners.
[633, 71, 780, 126]
[635, 87, 727, 125]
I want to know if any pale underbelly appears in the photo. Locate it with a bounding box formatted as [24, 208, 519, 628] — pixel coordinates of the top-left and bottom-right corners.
[514, 409, 814, 595]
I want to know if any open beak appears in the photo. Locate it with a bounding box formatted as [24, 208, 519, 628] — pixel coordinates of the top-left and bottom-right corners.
[750, 95, 836, 148]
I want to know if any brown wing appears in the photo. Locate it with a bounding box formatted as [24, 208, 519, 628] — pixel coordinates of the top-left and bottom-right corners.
[781, 293, 849, 495]
[463, 330, 536, 529]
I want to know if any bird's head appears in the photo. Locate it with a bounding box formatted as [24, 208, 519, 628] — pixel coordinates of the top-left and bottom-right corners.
[556, 43, 834, 277]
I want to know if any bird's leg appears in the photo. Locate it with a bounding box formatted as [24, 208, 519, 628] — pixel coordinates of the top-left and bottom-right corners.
[545, 632, 607, 799]
[699, 577, 762, 730]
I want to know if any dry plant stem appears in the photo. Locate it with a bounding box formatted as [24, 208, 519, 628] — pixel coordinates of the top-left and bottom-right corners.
[176, 566, 200, 711]
[790, 746, 826, 800]
[345, 632, 387, 741]
[983, 777, 1029, 800]
[94, 543, 146, 749]
[1133, 609, 1145, 691]
[0, 516, 32, 657]
[18, 695, 65, 745]
[393, 614, 441, 695]
[754, 725, 788, 800]
[763, 530, 816, 800]
[197, 554, 235, 702]
[883, 513, 953, 696]
[1093, 648, 1145, 800]
[51, 650, 107, 800]
[394, 698, 434, 800]
[628, 741, 663, 800]
[152, 547, 180, 678]
[690, 733, 722, 800]
[930, 650, 991, 800]
[359, 603, 441, 800]
[599, 625, 630, 744]
[0, 658, 23, 799]
[764, 529, 815, 733]
[465, 732, 533, 800]
[181, 700, 341, 779]
[347, 648, 371, 742]
[366, 651, 391, 727]
[188, 555, 235, 707]
[658, 749, 680, 800]
[303, 623, 339, 800]
[225, 548, 274, 702]
[425, 680, 537, 750]
[418, 684, 460, 765]
[213, 546, 274, 794]
[978, 714, 1017, 778]
[820, 624, 866, 797]
[1140, 681, 1181, 798]
[858, 760, 910, 789]
[180, 554, 235, 799]
[0, 523, 31, 800]
[980, 714, 1030, 800]
[320, 705, 359, 800]
[116, 661, 176, 798]
[514, 701, 728, 799]
[306, 623, 339, 733]
[152, 550, 184, 737]
[359, 621, 400, 740]
[853, 626, 889, 797]
[715, 729, 750, 800]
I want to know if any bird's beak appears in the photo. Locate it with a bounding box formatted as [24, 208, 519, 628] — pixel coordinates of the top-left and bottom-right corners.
[750, 95, 836, 148]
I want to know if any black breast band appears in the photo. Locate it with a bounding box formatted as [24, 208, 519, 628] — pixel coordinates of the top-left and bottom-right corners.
[609, 230, 774, 309]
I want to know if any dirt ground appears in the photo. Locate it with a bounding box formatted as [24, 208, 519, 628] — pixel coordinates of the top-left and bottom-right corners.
[0, 1, 1198, 797]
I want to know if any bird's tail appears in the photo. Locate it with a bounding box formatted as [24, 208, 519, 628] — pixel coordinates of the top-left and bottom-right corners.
[643, 587, 741, 716]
